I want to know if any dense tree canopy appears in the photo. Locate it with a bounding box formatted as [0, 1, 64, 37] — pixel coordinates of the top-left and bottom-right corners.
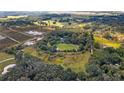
[82, 47, 124, 81]
[36, 31, 92, 53]
[1, 52, 77, 81]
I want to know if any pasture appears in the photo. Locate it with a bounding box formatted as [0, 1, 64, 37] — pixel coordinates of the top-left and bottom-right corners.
[94, 36, 121, 48]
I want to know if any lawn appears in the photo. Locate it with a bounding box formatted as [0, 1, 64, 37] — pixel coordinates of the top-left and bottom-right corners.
[94, 36, 121, 48]
[57, 43, 79, 51]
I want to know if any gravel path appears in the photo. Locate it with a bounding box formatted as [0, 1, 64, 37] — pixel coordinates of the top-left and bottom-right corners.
[0, 58, 14, 64]
[1, 64, 16, 75]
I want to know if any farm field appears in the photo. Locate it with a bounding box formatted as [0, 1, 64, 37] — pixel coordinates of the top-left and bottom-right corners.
[0, 29, 35, 49]
[94, 36, 121, 48]
[1, 30, 32, 42]
[0, 37, 17, 49]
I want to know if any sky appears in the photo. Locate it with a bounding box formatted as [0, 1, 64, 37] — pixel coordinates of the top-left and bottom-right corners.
[0, 0, 123, 11]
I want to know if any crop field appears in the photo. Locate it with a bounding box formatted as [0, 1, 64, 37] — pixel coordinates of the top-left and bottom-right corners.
[1, 30, 32, 42]
[57, 43, 79, 51]
[0, 29, 34, 49]
[94, 36, 121, 48]
[0, 37, 17, 49]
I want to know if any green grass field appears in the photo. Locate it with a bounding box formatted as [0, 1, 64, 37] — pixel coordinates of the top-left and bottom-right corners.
[57, 43, 79, 51]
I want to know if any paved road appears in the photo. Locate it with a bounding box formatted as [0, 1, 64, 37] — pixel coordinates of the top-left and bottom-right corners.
[0, 58, 15, 64]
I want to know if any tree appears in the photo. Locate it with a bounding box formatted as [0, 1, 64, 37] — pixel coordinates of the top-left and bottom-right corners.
[1, 53, 77, 81]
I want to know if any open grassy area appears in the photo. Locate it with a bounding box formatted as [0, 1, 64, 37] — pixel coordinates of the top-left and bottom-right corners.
[0, 59, 16, 73]
[52, 52, 91, 73]
[56, 23, 88, 32]
[0, 52, 16, 73]
[0, 15, 27, 22]
[0, 52, 14, 61]
[7, 15, 27, 19]
[63, 23, 86, 28]
[23, 47, 90, 73]
[34, 20, 64, 28]
[94, 36, 121, 48]
[56, 28, 83, 32]
[42, 20, 64, 28]
[57, 43, 79, 51]
[23, 47, 38, 57]
[0, 15, 27, 20]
